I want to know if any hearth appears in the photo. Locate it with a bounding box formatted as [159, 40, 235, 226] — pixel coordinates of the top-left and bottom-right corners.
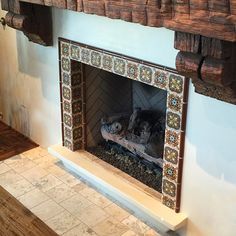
[59, 38, 189, 212]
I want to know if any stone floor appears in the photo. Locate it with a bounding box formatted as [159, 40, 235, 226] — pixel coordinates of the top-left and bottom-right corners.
[0, 147, 163, 236]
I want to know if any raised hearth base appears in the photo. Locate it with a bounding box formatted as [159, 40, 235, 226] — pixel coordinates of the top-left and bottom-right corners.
[48, 144, 187, 232]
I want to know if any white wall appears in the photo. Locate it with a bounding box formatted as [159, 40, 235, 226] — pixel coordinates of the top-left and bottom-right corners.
[0, 7, 236, 236]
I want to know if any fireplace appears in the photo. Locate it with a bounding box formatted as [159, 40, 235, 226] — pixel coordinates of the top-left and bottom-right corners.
[59, 38, 189, 213]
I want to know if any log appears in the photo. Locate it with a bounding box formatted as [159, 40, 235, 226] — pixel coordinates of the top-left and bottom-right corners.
[101, 126, 163, 168]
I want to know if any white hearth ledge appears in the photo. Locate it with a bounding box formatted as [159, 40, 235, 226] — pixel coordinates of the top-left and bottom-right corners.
[48, 144, 187, 231]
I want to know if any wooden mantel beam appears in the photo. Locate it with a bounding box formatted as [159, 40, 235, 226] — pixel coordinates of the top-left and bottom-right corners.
[1, 0, 236, 104]
[175, 32, 236, 104]
[1, 0, 236, 44]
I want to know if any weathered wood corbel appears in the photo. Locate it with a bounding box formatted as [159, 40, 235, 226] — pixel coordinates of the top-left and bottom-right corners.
[1, 0, 52, 45]
[175, 32, 236, 104]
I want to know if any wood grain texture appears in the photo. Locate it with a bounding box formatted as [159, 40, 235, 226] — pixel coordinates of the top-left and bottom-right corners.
[175, 31, 236, 104]
[0, 121, 38, 161]
[0, 186, 58, 236]
[1, 0, 236, 43]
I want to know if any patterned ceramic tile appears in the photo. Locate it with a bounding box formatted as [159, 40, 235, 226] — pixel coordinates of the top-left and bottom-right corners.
[59, 40, 188, 212]
[103, 55, 113, 71]
[70, 45, 80, 60]
[73, 127, 83, 139]
[71, 87, 81, 100]
[62, 72, 70, 86]
[73, 141, 83, 150]
[73, 114, 82, 127]
[167, 112, 181, 130]
[61, 43, 70, 57]
[81, 48, 90, 64]
[64, 113, 72, 127]
[140, 66, 152, 84]
[154, 70, 168, 89]
[162, 196, 175, 210]
[114, 58, 126, 75]
[168, 94, 182, 112]
[62, 57, 70, 72]
[72, 100, 82, 114]
[127, 62, 139, 80]
[165, 130, 179, 148]
[63, 101, 71, 114]
[169, 74, 183, 94]
[64, 140, 72, 150]
[64, 127, 72, 140]
[71, 72, 82, 86]
[62, 86, 71, 100]
[163, 163, 177, 181]
[163, 179, 176, 197]
[164, 147, 178, 165]
[91, 51, 102, 67]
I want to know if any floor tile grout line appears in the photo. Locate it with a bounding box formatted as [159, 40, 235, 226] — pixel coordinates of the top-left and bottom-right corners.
[1, 148, 162, 236]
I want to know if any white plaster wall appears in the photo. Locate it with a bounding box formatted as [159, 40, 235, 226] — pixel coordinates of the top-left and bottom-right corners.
[0, 6, 236, 236]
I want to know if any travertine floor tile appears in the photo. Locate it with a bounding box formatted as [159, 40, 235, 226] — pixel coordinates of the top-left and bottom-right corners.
[60, 194, 92, 215]
[77, 204, 109, 227]
[23, 147, 48, 160]
[0, 163, 10, 174]
[45, 183, 77, 203]
[0, 170, 23, 187]
[17, 188, 50, 209]
[34, 154, 58, 169]
[21, 166, 48, 185]
[80, 186, 112, 208]
[121, 230, 136, 236]
[7, 157, 36, 173]
[34, 174, 63, 192]
[46, 210, 81, 235]
[93, 217, 129, 236]
[31, 199, 64, 221]
[122, 215, 150, 234]
[72, 182, 87, 192]
[4, 178, 35, 198]
[4, 154, 22, 165]
[1, 147, 162, 236]
[104, 203, 130, 222]
[145, 229, 162, 236]
[47, 165, 68, 177]
[58, 172, 82, 187]
[62, 222, 98, 236]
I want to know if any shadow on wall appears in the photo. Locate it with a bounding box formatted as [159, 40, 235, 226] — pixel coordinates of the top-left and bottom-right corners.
[186, 85, 236, 185]
[16, 31, 59, 104]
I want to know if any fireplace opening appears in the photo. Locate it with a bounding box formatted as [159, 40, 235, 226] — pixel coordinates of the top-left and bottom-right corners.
[84, 65, 167, 193]
[60, 39, 188, 211]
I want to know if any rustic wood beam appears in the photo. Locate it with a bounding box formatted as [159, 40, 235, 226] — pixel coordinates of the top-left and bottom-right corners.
[1, 0, 52, 45]
[175, 32, 236, 104]
[1, 0, 236, 104]
[1, 0, 236, 43]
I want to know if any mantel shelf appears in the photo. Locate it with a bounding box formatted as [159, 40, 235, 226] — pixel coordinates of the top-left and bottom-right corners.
[1, 0, 236, 104]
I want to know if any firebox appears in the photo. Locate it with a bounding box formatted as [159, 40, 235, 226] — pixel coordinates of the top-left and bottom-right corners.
[59, 38, 189, 212]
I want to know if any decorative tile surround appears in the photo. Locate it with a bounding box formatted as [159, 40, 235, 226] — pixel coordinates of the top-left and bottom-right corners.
[59, 38, 189, 213]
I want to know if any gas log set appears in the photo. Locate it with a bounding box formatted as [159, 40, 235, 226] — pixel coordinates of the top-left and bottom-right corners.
[88, 108, 165, 193]
[101, 108, 165, 168]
